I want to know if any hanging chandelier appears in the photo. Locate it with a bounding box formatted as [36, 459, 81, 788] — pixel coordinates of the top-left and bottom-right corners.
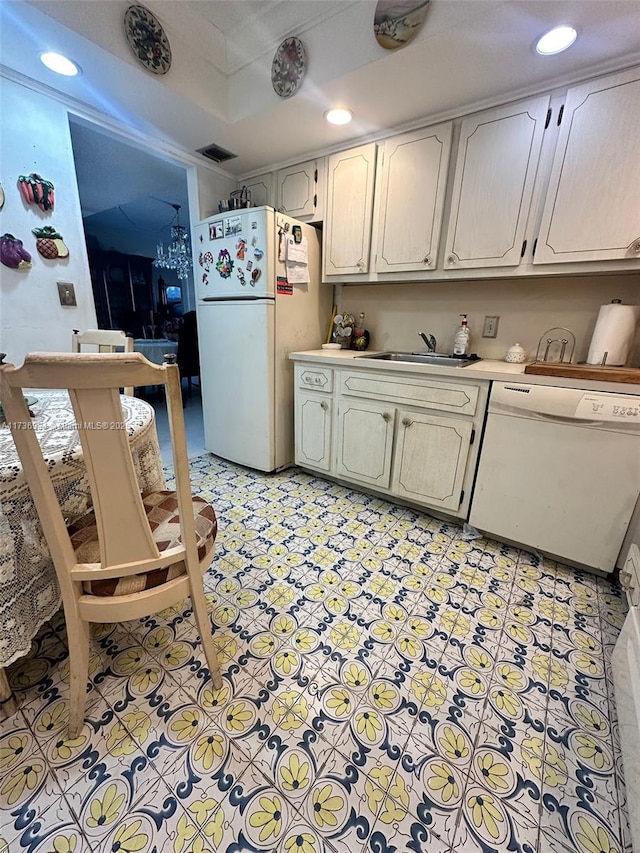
[154, 203, 192, 280]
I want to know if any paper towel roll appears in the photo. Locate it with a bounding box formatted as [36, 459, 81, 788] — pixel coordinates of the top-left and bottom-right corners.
[586, 302, 639, 366]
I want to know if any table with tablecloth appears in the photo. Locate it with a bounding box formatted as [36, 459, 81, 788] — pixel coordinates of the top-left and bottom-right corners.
[0, 391, 165, 690]
[133, 339, 178, 365]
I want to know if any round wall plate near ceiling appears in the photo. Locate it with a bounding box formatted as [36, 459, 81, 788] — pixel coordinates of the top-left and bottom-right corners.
[124, 4, 172, 75]
[374, 0, 431, 50]
[271, 36, 307, 98]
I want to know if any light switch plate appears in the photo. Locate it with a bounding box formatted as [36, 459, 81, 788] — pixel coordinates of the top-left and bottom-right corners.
[57, 281, 77, 306]
[483, 315, 499, 337]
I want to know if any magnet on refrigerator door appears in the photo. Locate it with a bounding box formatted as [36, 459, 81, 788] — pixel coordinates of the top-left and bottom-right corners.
[251, 267, 261, 284]
[225, 216, 242, 236]
[254, 248, 264, 260]
[216, 248, 234, 277]
[237, 268, 246, 286]
[246, 260, 253, 271]
[209, 222, 224, 240]
[236, 239, 246, 260]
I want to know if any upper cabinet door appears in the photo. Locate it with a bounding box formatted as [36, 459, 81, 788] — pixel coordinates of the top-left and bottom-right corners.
[323, 143, 377, 276]
[443, 95, 550, 269]
[534, 67, 640, 265]
[243, 173, 273, 208]
[374, 124, 452, 273]
[277, 158, 325, 221]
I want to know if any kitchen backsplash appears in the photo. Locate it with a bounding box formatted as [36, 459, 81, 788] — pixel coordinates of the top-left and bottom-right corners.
[337, 273, 640, 364]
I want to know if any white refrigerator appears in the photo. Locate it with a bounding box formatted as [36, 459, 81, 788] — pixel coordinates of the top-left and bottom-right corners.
[193, 206, 331, 472]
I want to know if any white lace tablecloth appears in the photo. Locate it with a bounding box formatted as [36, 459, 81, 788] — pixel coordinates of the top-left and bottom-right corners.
[0, 391, 166, 667]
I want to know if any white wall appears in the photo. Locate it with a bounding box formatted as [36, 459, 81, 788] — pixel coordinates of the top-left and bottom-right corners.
[0, 77, 96, 365]
[337, 273, 640, 364]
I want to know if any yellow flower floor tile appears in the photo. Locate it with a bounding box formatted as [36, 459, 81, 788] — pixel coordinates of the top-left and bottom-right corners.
[1, 456, 631, 853]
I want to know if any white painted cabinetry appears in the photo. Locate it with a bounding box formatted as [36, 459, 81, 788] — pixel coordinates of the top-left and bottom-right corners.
[374, 124, 452, 273]
[443, 95, 550, 269]
[294, 366, 333, 472]
[276, 158, 325, 222]
[335, 399, 395, 488]
[534, 66, 640, 265]
[391, 411, 474, 511]
[242, 173, 273, 208]
[293, 359, 488, 519]
[323, 143, 377, 277]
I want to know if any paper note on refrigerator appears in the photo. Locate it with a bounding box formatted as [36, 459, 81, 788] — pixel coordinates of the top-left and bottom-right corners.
[285, 235, 309, 284]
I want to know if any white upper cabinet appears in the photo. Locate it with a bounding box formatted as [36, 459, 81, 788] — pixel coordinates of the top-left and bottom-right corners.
[374, 124, 452, 273]
[443, 95, 550, 269]
[323, 143, 377, 277]
[276, 158, 325, 222]
[243, 173, 273, 208]
[534, 67, 640, 265]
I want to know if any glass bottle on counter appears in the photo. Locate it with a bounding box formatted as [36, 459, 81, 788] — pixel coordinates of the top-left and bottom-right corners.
[354, 312, 365, 338]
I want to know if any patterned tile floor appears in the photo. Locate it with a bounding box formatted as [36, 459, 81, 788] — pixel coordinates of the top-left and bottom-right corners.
[1, 456, 631, 853]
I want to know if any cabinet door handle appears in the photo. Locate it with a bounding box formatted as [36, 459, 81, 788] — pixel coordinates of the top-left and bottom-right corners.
[620, 570, 634, 591]
[382, 412, 391, 422]
[320, 401, 328, 410]
[630, 239, 640, 254]
[447, 255, 456, 264]
[356, 260, 365, 271]
[423, 255, 431, 265]
[401, 417, 413, 427]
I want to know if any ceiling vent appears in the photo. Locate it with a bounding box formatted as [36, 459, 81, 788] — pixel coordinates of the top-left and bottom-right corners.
[196, 143, 237, 163]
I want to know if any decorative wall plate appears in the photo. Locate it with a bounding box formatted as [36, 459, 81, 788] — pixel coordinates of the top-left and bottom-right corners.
[374, 1, 431, 50]
[271, 37, 306, 98]
[124, 4, 172, 75]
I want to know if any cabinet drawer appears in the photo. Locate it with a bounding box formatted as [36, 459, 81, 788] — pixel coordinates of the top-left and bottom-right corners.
[341, 371, 479, 416]
[297, 366, 334, 393]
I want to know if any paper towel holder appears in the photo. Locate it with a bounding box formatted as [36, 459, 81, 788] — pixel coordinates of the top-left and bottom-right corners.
[535, 327, 576, 363]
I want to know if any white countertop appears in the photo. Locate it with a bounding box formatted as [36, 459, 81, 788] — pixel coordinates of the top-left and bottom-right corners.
[289, 349, 640, 395]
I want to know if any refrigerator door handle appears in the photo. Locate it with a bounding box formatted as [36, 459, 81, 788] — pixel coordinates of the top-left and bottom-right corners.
[200, 296, 274, 302]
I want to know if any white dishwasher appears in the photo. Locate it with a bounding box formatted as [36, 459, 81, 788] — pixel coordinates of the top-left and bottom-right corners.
[469, 382, 640, 572]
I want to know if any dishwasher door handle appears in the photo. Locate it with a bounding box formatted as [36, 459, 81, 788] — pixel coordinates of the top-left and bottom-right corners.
[531, 411, 605, 427]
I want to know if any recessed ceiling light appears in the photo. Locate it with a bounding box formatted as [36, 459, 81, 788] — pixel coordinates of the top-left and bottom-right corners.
[324, 108, 353, 126]
[40, 52, 80, 76]
[535, 26, 577, 55]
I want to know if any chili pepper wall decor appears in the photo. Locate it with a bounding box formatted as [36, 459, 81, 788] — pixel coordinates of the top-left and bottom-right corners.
[18, 173, 55, 212]
[1, 233, 32, 270]
[32, 226, 69, 260]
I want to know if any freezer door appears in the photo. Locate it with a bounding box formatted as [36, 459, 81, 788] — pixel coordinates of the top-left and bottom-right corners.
[193, 208, 274, 300]
[197, 300, 275, 471]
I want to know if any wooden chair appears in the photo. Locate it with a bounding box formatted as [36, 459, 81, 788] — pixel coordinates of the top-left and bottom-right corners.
[71, 329, 134, 396]
[0, 352, 222, 737]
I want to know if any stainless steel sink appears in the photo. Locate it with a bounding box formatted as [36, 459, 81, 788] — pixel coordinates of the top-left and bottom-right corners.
[356, 351, 480, 367]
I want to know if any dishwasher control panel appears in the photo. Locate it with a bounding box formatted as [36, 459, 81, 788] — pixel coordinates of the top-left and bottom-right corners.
[491, 382, 640, 427]
[576, 394, 640, 422]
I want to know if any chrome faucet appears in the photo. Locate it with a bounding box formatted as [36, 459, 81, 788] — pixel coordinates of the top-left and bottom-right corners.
[419, 332, 437, 352]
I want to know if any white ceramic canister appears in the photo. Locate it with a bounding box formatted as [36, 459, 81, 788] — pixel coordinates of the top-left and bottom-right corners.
[504, 343, 527, 363]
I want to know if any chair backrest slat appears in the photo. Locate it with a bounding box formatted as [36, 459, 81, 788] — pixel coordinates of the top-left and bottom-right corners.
[69, 387, 159, 568]
[72, 330, 134, 396]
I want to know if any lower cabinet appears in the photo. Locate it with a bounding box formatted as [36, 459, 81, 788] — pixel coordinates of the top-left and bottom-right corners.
[335, 400, 395, 488]
[294, 362, 488, 518]
[391, 410, 473, 511]
[295, 391, 332, 472]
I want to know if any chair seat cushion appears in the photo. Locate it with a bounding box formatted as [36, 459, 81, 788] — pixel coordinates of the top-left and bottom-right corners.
[68, 490, 217, 597]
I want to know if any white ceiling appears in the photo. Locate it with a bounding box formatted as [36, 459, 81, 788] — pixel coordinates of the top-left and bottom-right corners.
[2, 0, 639, 255]
[3, 0, 640, 177]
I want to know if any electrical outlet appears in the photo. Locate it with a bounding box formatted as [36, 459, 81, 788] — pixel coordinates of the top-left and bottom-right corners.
[57, 282, 77, 306]
[483, 315, 499, 338]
